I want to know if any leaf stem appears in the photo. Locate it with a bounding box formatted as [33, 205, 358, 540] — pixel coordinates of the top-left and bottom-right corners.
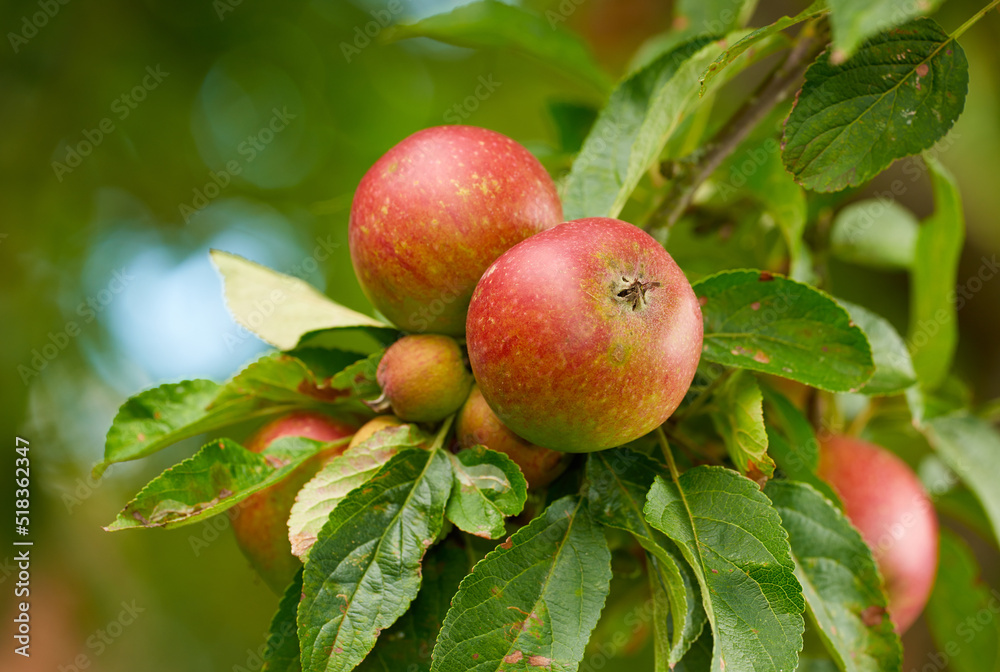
[430, 414, 456, 452]
[951, 0, 1000, 41]
[845, 397, 878, 438]
[645, 20, 828, 233]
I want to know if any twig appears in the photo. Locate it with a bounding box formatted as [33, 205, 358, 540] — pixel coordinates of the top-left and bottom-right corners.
[645, 22, 828, 233]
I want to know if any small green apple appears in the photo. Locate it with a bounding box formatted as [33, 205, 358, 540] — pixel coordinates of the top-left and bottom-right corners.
[376, 334, 473, 422]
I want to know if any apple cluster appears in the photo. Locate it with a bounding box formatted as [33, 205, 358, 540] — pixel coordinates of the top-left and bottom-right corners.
[230, 126, 938, 634]
[349, 124, 704, 459]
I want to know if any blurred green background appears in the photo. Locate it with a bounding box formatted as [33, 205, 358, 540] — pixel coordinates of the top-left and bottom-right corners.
[1, 1, 998, 670]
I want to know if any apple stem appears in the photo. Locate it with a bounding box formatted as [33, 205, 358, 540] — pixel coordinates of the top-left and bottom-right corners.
[363, 390, 392, 413]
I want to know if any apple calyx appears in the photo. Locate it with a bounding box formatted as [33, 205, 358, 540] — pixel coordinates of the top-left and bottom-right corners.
[615, 275, 662, 311]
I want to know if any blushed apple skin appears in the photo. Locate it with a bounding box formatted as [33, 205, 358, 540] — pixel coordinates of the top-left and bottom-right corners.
[466, 217, 703, 452]
[456, 386, 570, 489]
[349, 125, 563, 335]
[376, 334, 473, 422]
[232, 411, 355, 594]
[818, 435, 939, 633]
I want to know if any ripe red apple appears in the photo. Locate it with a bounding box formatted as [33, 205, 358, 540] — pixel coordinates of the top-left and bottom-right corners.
[456, 385, 570, 489]
[466, 217, 703, 452]
[817, 435, 939, 633]
[376, 334, 473, 422]
[232, 411, 355, 594]
[349, 125, 563, 335]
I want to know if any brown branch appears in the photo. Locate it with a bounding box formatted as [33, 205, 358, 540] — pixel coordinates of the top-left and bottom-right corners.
[645, 22, 828, 233]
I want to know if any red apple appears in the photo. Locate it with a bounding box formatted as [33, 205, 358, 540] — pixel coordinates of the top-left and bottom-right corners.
[466, 217, 703, 452]
[376, 334, 473, 422]
[349, 125, 563, 335]
[818, 435, 939, 633]
[232, 411, 355, 594]
[456, 385, 570, 489]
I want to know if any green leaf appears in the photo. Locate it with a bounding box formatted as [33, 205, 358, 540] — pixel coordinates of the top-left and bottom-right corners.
[445, 446, 527, 540]
[828, 0, 945, 63]
[759, 384, 818, 473]
[586, 449, 707, 666]
[644, 465, 805, 672]
[384, 0, 611, 94]
[675, 627, 713, 672]
[298, 448, 453, 672]
[562, 35, 708, 219]
[213, 350, 380, 412]
[563, 30, 782, 220]
[694, 270, 875, 391]
[700, 1, 828, 95]
[262, 569, 304, 672]
[548, 100, 598, 153]
[764, 480, 902, 672]
[105, 437, 339, 531]
[925, 530, 1000, 672]
[357, 540, 470, 672]
[211, 249, 396, 351]
[287, 424, 429, 559]
[782, 18, 969, 192]
[431, 496, 612, 672]
[908, 156, 964, 388]
[923, 414, 1000, 545]
[769, 429, 842, 506]
[829, 200, 919, 270]
[758, 385, 842, 503]
[839, 300, 917, 395]
[677, 0, 756, 35]
[709, 370, 774, 481]
[97, 379, 229, 476]
[96, 350, 381, 477]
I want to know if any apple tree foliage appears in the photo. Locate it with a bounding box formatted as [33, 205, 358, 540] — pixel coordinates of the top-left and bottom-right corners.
[97, 1, 1000, 671]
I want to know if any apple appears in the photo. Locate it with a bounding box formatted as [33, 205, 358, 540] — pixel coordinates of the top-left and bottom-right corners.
[456, 385, 570, 489]
[817, 435, 939, 633]
[376, 334, 473, 422]
[348, 415, 405, 450]
[349, 125, 563, 335]
[466, 217, 703, 452]
[232, 411, 355, 594]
